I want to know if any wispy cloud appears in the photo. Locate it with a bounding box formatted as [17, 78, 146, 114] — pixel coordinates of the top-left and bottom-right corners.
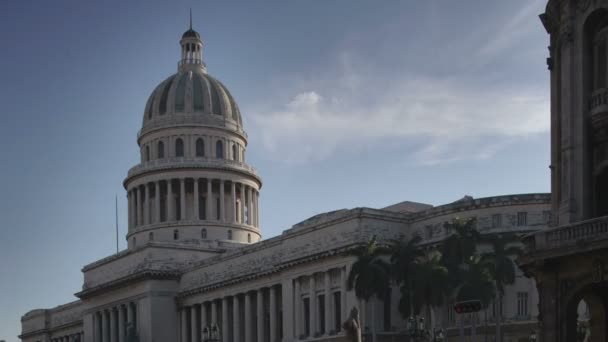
[248, 1, 549, 165]
[251, 69, 548, 164]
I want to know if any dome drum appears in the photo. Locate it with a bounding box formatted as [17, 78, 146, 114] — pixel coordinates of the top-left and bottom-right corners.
[126, 222, 261, 248]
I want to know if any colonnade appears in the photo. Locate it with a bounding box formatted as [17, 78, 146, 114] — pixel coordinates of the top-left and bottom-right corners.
[51, 332, 83, 342]
[180, 285, 281, 342]
[128, 178, 259, 229]
[293, 269, 347, 339]
[92, 302, 137, 342]
[179, 267, 346, 342]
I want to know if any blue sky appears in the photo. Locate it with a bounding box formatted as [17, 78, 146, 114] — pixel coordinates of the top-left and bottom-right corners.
[0, 0, 550, 340]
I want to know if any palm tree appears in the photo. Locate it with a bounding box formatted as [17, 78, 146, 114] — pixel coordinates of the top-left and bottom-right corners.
[412, 251, 449, 339]
[347, 236, 391, 342]
[389, 235, 424, 318]
[481, 233, 523, 342]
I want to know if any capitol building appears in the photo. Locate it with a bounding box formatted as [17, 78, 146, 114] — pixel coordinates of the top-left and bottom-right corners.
[19, 24, 550, 342]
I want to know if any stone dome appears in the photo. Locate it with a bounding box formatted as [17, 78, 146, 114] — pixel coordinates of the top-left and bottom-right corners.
[143, 70, 243, 128]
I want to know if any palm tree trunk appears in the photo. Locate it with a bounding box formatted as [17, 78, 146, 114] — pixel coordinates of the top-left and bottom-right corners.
[371, 298, 376, 342]
[408, 278, 414, 318]
[495, 290, 502, 342]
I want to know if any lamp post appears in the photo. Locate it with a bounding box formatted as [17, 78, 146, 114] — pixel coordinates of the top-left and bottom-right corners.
[203, 323, 221, 342]
[529, 331, 536, 342]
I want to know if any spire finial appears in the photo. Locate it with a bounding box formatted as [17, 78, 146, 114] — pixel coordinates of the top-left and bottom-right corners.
[189, 8, 192, 30]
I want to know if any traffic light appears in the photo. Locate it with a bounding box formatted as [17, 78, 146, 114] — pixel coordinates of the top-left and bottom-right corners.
[453, 300, 482, 314]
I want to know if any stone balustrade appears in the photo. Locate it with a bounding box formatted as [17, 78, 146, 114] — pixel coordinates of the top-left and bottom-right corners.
[138, 115, 247, 139]
[127, 157, 258, 178]
[525, 215, 608, 252]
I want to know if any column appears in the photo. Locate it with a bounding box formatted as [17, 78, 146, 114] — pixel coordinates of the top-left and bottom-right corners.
[127, 303, 134, 328]
[240, 184, 246, 224]
[137, 187, 142, 226]
[256, 191, 260, 227]
[247, 187, 253, 225]
[269, 286, 277, 342]
[341, 267, 348, 330]
[194, 178, 200, 220]
[102, 310, 109, 342]
[222, 297, 229, 342]
[257, 290, 264, 342]
[191, 305, 199, 342]
[181, 308, 188, 342]
[207, 179, 213, 221]
[168, 179, 174, 221]
[180, 178, 186, 220]
[294, 279, 301, 339]
[231, 182, 237, 223]
[201, 302, 208, 330]
[254, 191, 259, 228]
[282, 280, 294, 342]
[309, 277, 315, 336]
[143, 185, 149, 225]
[118, 305, 126, 342]
[220, 180, 225, 222]
[233, 296, 240, 342]
[324, 272, 331, 335]
[155, 181, 161, 223]
[212, 300, 218, 325]
[94, 312, 100, 342]
[110, 308, 117, 342]
[245, 293, 253, 342]
[128, 191, 133, 230]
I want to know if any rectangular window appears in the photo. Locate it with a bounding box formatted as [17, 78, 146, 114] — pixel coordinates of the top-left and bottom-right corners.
[447, 302, 455, 324]
[517, 292, 529, 318]
[426, 226, 433, 239]
[333, 292, 342, 332]
[492, 214, 502, 228]
[543, 210, 552, 224]
[517, 212, 527, 226]
[303, 297, 310, 337]
[318, 294, 325, 335]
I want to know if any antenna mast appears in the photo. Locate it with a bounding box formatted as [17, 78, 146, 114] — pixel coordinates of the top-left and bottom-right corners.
[115, 195, 119, 253]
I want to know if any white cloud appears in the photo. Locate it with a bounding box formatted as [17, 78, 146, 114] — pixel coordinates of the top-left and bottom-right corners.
[250, 71, 549, 164]
[247, 1, 550, 165]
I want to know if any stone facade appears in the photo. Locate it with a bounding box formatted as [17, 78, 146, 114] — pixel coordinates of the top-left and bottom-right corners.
[20, 24, 551, 342]
[518, 1, 608, 341]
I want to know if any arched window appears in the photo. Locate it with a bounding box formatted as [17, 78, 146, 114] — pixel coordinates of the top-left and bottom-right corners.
[201, 229, 207, 239]
[216, 140, 224, 158]
[175, 138, 184, 157]
[173, 229, 179, 240]
[145, 146, 150, 162]
[247, 233, 251, 243]
[196, 138, 205, 157]
[232, 144, 238, 161]
[157, 141, 165, 159]
[149, 232, 154, 241]
[227, 230, 232, 240]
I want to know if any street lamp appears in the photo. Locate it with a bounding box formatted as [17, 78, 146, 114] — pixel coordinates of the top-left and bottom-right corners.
[529, 331, 536, 342]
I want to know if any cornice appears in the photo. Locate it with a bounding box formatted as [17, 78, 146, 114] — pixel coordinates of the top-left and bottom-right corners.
[76, 269, 181, 299]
